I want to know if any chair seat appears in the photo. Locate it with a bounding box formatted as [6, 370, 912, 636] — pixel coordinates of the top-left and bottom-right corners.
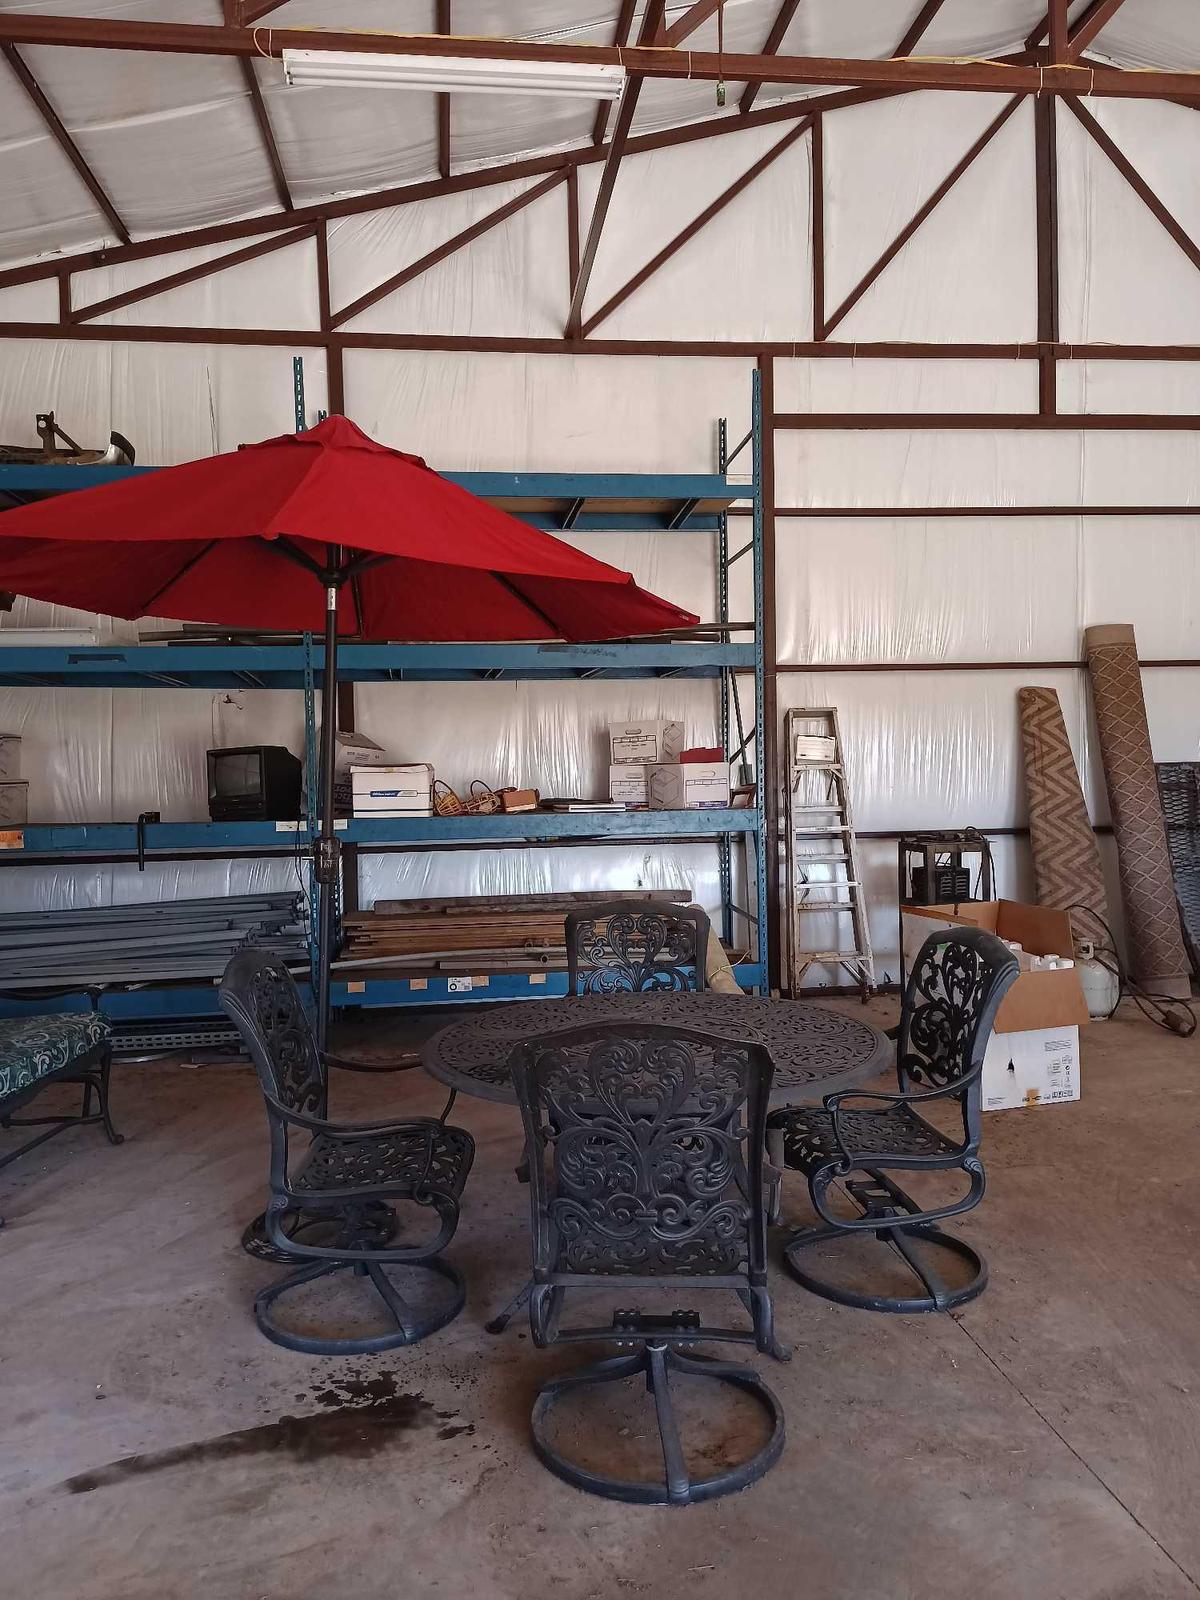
[292, 1122, 474, 1199]
[0, 1012, 110, 1101]
[768, 1104, 961, 1173]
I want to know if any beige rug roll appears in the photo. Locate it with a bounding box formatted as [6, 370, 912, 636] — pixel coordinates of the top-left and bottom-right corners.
[1084, 624, 1191, 1000]
[1018, 686, 1109, 953]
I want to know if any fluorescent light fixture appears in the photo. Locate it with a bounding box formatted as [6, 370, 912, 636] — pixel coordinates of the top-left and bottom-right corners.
[281, 49, 626, 100]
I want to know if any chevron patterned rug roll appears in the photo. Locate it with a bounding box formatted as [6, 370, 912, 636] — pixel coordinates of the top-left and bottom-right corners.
[1084, 624, 1191, 1000]
[1018, 686, 1109, 952]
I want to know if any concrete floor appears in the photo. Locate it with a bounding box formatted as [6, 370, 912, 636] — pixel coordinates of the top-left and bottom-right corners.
[1, 998, 1198, 1600]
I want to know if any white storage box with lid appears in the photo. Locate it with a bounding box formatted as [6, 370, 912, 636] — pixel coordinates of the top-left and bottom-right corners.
[609, 764, 649, 805]
[648, 762, 730, 810]
[350, 763, 434, 817]
[609, 719, 684, 765]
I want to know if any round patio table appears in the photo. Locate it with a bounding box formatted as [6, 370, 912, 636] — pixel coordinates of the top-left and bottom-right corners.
[422, 991, 893, 1106]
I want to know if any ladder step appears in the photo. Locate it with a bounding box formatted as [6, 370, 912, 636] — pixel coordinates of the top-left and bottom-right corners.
[797, 951, 869, 961]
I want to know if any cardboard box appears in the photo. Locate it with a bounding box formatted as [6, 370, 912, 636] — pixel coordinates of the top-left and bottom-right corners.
[902, 900, 1089, 1111]
[334, 730, 391, 779]
[0, 781, 29, 826]
[609, 719, 684, 765]
[982, 1025, 1081, 1111]
[350, 763, 433, 817]
[0, 735, 19, 782]
[648, 762, 730, 810]
[499, 787, 539, 813]
[609, 764, 648, 805]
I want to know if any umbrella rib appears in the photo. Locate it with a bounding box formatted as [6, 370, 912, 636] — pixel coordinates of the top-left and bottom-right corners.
[274, 535, 329, 580]
[492, 573, 564, 638]
[140, 539, 219, 613]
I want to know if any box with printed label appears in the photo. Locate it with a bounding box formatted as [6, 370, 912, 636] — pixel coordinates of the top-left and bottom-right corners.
[609, 764, 649, 805]
[350, 763, 434, 816]
[609, 720, 684, 765]
[981, 1025, 1081, 1111]
[648, 762, 730, 810]
[334, 730, 391, 779]
[0, 735, 19, 782]
[0, 781, 29, 826]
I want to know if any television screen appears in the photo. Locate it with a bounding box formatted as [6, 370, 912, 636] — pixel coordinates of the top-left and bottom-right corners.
[210, 750, 262, 800]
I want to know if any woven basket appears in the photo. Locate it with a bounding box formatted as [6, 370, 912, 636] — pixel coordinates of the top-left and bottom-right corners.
[433, 779, 502, 817]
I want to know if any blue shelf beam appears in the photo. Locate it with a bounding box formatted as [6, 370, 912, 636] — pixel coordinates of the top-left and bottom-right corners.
[0, 963, 768, 1020]
[0, 464, 743, 532]
[0, 809, 758, 862]
[0, 640, 755, 689]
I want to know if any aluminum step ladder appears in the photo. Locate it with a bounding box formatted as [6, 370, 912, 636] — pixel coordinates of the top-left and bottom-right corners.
[784, 707, 875, 1000]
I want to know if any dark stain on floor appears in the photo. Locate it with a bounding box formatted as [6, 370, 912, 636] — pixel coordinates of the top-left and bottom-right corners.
[62, 1367, 473, 1495]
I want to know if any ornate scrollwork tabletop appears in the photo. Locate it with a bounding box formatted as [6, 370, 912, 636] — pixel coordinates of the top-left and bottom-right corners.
[421, 993, 891, 1106]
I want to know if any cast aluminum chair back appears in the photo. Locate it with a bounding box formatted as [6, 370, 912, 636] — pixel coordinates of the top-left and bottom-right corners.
[509, 1022, 787, 1505]
[767, 926, 1019, 1314]
[565, 901, 710, 995]
[220, 949, 473, 1354]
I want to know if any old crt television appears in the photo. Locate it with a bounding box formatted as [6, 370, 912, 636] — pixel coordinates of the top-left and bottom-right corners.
[207, 746, 302, 822]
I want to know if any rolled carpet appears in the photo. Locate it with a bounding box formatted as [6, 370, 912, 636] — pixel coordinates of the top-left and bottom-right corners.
[1018, 686, 1109, 953]
[1084, 623, 1191, 1000]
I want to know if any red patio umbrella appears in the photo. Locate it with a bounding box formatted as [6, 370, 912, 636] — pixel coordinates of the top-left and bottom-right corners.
[0, 415, 699, 1038]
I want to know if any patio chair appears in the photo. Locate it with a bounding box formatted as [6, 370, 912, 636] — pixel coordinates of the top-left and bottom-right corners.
[219, 949, 474, 1355]
[509, 1022, 788, 1505]
[565, 900, 711, 994]
[766, 926, 1019, 1314]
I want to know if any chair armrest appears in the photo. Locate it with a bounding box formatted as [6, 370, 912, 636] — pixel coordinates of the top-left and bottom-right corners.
[321, 1050, 420, 1075]
[309, 1114, 449, 1141]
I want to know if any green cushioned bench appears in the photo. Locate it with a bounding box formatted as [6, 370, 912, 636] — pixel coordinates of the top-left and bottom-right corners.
[0, 1013, 123, 1219]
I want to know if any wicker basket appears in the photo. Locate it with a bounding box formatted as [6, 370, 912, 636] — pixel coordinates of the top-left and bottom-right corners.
[433, 779, 503, 817]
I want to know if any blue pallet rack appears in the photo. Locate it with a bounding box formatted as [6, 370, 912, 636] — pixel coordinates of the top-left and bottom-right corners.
[0, 379, 768, 1017]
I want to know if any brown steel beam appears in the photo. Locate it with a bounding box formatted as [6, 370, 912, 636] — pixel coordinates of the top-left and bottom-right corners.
[1066, 96, 1200, 278]
[0, 80, 886, 294]
[10, 321, 1200, 364]
[739, 0, 799, 115]
[581, 115, 812, 336]
[331, 171, 565, 329]
[594, 0, 638, 145]
[811, 113, 825, 339]
[316, 221, 344, 414]
[1048, 0, 1070, 62]
[240, 2, 289, 23]
[0, 15, 1195, 99]
[1034, 86, 1059, 413]
[823, 94, 1023, 338]
[893, 0, 949, 58]
[567, 0, 666, 339]
[238, 57, 292, 212]
[2, 44, 130, 245]
[776, 412, 1200, 428]
[70, 224, 314, 324]
[663, 0, 726, 48]
[566, 166, 580, 295]
[436, 0, 452, 180]
[757, 351, 781, 993]
[1067, 0, 1132, 59]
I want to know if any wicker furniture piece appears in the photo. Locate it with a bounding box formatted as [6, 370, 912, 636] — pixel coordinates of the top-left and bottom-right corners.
[766, 927, 1019, 1314]
[510, 1022, 788, 1505]
[0, 1013, 122, 1222]
[565, 900, 711, 995]
[220, 949, 474, 1355]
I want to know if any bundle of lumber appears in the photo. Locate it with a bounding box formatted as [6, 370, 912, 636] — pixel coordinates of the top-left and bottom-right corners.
[339, 889, 692, 972]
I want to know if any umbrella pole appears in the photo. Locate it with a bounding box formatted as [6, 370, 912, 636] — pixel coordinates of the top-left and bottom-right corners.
[315, 552, 342, 1048]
